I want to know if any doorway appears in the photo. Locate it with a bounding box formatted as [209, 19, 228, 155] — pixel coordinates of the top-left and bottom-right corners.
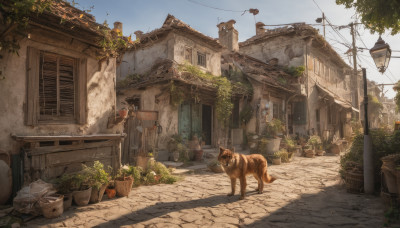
[202, 104, 212, 145]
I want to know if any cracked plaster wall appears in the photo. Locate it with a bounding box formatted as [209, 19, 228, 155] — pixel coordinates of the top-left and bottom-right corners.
[0, 30, 119, 154]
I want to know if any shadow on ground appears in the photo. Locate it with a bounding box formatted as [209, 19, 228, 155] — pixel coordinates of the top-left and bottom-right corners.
[94, 183, 384, 227]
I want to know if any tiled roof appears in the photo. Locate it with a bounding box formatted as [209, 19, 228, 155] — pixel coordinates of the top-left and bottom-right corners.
[131, 14, 222, 49]
[225, 52, 299, 93]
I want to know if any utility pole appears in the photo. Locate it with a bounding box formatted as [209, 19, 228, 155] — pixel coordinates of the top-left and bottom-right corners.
[350, 22, 359, 119]
[322, 13, 326, 38]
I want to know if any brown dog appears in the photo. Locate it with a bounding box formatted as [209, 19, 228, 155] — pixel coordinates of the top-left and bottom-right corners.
[218, 147, 276, 199]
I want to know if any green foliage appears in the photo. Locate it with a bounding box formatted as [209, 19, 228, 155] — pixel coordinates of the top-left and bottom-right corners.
[307, 135, 322, 148]
[265, 118, 284, 138]
[336, 0, 400, 35]
[284, 66, 305, 78]
[274, 149, 289, 162]
[169, 81, 185, 108]
[82, 161, 110, 190]
[0, 0, 53, 53]
[351, 118, 363, 136]
[340, 129, 396, 191]
[394, 81, 400, 112]
[145, 161, 178, 185]
[284, 136, 296, 151]
[368, 94, 383, 116]
[98, 20, 129, 59]
[239, 103, 253, 125]
[179, 63, 233, 125]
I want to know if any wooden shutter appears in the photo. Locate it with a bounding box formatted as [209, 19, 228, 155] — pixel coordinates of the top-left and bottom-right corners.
[26, 47, 40, 126]
[39, 52, 58, 118]
[77, 58, 87, 124]
[58, 56, 75, 117]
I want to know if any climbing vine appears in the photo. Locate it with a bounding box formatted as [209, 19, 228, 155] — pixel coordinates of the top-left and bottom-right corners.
[179, 63, 234, 125]
[0, 0, 53, 53]
[169, 80, 185, 108]
[284, 65, 305, 78]
[394, 81, 400, 112]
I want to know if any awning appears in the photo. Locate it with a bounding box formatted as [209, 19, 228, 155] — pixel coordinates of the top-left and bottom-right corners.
[316, 84, 355, 111]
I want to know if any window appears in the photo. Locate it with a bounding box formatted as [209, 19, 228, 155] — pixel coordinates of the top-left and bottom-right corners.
[184, 47, 192, 64]
[197, 52, 206, 67]
[26, 47, 87, 125]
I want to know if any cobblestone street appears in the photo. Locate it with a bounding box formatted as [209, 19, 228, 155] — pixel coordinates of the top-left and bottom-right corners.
[28, 154, 384, 228]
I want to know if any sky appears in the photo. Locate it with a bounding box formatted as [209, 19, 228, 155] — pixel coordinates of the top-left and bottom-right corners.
[75, 0, 400, 99]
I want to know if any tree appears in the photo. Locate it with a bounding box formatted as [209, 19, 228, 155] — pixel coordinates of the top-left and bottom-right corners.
[336, 0, 400, 35]
[394, 81, 400, 111]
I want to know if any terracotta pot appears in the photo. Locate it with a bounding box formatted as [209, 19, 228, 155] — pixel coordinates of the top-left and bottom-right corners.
[119, 109, 128, 118]
[39, 194, 64, 219]
[73, 187, 92, 206]
[115, 176, 134, 197]
[105, 188, 116, 199]
[193, 149, 203, 161]
[90, 184, 107, 204]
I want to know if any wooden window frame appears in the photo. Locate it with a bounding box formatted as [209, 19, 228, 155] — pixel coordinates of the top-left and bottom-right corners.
[26, 47, 87, 125]
[197, 52, 206, 68]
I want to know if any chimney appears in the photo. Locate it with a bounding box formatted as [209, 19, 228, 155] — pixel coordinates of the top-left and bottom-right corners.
[217, 20, 239, 52]
[113, 21, 123, 35]
[134, 30, 143, 40]
[256, 22, 266, 36]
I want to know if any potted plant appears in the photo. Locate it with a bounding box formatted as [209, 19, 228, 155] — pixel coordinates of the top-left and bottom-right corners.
[70, 171, 92, 206]
[284, 136, 296, 160]
[207, 160, 224, 173]
[115, 165, 134, 197]
[118, 107, 128, 119]
[105, 181, 116, 199]
[55, 173, 75, 210]
[264, 118, 284, 155]
[272, 151, 282, 165]
[83, 161, 110, 204]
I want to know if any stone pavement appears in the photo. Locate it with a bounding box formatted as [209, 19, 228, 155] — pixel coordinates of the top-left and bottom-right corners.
[28, 154, 384, 228]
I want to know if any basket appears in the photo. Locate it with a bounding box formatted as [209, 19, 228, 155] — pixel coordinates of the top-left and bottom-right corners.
[345, 171, 364, 194]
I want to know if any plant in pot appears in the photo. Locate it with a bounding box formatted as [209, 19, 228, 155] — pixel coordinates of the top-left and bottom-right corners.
[283, 136, 296, 161]
[264, 118, 284, 155]
[272, 151, 282, 165]
[83, 161, 110, 204]
[114, 165, 134, 197]
[70, 171, 92, 206]
[105, 181, 116, 199]
[55, 173, 75, 211]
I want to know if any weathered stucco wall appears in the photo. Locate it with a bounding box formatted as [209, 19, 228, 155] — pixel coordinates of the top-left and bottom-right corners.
[173, 34, 221, 76]
[116, 86, 178, 151]
[240, 36, 305, 67]
[118, 33, 174, 80]
[0, 30, 119, 154]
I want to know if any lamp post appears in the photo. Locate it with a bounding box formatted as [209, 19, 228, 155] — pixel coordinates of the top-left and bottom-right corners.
[364, 36, 392, 194]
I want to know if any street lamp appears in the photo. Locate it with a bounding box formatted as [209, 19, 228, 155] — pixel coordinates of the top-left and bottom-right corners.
[362, 36, 391, 194]
[369, 36, 391, 73]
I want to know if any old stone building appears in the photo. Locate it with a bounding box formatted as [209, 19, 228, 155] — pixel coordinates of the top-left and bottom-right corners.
[239, 23, 358, 140]
[0, 1, 124, 197]
[116, 15, 251, 163]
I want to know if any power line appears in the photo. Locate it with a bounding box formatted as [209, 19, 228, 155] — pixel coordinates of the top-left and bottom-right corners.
[185, 0, 247, 13]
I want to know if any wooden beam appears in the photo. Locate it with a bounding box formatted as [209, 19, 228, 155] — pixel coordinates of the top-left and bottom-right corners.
[27, 140, 115, 156]
[12, 133, 126, 142]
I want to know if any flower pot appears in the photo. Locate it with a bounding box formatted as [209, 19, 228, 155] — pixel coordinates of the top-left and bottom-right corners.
[265, 138, 281, 155]
[316, 150, 325, 156]
[73, 187, 92, 206]
[90, 184, 107, 204]
[115, 176, 134, 197]
[345, 171, 364, 194]
[193, 149, 203, 161]
[105, 188, 116, 199]
[272, 158, 281, 165]
[119, 109, 128, 118]
[39, 194, 64, 219]
[304, 149, 315, 158]
[208, 163, 224, 173]
[63, 193, 72, 211]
